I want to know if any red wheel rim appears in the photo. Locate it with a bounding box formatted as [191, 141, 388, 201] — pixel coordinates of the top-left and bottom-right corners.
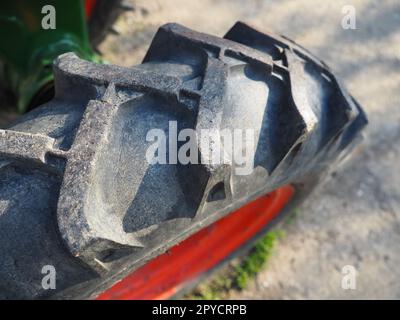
[97, 185, 294, 300]
[84, 0, 97, 19]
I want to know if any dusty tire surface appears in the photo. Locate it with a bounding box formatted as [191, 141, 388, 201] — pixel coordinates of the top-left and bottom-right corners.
[0, 22, 366, 299]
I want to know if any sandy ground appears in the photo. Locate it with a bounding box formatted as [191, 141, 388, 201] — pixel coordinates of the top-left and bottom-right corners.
[99, 0, 400, 299]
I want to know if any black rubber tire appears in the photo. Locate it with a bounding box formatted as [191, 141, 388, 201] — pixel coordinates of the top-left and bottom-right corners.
[0, 22, 367, 299]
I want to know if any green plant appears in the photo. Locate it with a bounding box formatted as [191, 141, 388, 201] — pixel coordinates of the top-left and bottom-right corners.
[188, 229, 285, 299]
[284, 208, 301, 226]
[234, 229, 285, 289]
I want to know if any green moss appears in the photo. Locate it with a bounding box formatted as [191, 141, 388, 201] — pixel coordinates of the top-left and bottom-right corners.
[189, 273, 234, 300]
[234, 229, 285, 289]
[187, 229, 285, 300]
[284, 208, 301, 226]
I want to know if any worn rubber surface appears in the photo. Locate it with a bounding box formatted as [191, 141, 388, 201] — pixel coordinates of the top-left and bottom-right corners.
[0, 22, 367, 299]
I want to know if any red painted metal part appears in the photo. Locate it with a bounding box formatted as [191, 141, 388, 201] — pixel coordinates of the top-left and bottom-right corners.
[84, 0, 97, 18]
[97, 185, 294, 300]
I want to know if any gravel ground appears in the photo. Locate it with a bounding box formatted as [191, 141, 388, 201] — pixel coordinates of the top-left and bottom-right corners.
[99, 0, 400, 299]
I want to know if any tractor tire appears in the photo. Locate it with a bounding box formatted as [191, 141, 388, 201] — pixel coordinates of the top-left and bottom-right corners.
[0, 22, 367, 299]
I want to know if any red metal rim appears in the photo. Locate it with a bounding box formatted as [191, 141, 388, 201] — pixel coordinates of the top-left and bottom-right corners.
[97, 185, 294, 300]
[84, 0, 97, 19]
